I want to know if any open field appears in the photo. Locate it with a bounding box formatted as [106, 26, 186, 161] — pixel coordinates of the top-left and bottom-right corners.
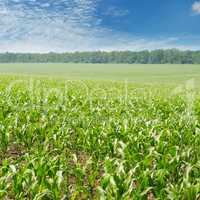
[0, 64, 200, 199]
[0, 63, 200, 83]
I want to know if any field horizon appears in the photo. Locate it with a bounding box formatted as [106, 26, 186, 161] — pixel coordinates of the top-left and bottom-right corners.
[0, 63, 200, 85]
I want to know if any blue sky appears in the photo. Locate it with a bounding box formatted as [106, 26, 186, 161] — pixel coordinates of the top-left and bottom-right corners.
[0, 0, 200, 52]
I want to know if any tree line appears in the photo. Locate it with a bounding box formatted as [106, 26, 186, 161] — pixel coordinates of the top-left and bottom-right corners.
[0, 49, 200, 64]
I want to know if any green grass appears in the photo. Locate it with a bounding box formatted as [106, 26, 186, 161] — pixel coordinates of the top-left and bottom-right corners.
[0, 63, 200, 83]
[0, 64, 200, 199]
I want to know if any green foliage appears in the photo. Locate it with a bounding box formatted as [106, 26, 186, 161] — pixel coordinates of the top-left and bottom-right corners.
[0, 76, 200, 199]
[0, 49, 200, 63]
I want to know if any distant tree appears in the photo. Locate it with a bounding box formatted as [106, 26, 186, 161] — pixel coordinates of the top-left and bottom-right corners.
[0, 50, 200, 64]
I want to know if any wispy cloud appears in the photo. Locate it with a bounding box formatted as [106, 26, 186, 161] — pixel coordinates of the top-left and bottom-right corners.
[0, 0, 101, 52]
[192, 1, 200, 15]
[93, 35, 200, 51]
[104, 6, 130, 17]
[0, 0, 199, 52]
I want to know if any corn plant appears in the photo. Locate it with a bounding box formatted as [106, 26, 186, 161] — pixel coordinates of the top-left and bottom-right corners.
[0, 75, 200, 199]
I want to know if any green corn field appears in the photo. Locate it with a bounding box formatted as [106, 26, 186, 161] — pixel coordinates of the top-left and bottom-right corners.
[0, 72, 200, 199]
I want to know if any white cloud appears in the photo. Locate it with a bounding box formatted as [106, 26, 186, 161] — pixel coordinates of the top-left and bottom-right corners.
[192, 1, 200, 15]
